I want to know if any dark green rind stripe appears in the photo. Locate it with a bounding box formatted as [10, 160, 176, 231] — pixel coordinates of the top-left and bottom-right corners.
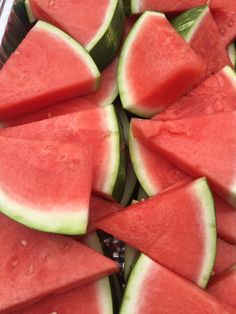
[122, 0, 131, 15]
[171, 5, 207, 39]
[90, 0, 125, 71]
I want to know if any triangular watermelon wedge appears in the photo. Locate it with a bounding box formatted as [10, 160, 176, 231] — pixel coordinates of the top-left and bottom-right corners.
[132, 112, 236, 207]
[0, 105, 126, 201]
[0, 136, 93, 235]
[96, 178, 216, 288]
[118, 11, 206, 117]
[172, 5, 232, 75]
[214, 238, 236, 275]
[120, 254, 236, 314]
[25, 0, 125, 70]
[0, 20, 100, 120]
[0, 213, 118, 313]
[16, 232, 114, 314]
[207, 265, 236, 309]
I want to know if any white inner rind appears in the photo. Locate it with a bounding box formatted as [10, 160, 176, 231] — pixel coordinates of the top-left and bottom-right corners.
[35, 20, 100, 86]
[227, 43, 236, 67]
[129, 127, 158, 196]
[192, 177, 217, 288]
[185, 6, 209, 43]
[130, 0, 141, 14]
[118, 11, 166, 117]
[120, 254, 154, 314]
[86, 0, 118, 51]
[102, 105, 120, 195]
[25, 0, 36, 23]
[0, 0, 14, 44]
[0, 187, 88, 235]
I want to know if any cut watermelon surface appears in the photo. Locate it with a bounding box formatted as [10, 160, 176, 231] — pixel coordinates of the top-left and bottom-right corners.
[132, 112, 236, 208]
[25, 0, 125, 70]
[0, 213, 118, 313]
[172, 6, 232, 76]
[0, 136, 93, 235]
[118, 11, 206, 117]
[16, 233, 114, 314]
[210, 0, 236, 46]
[0, 21, 100, 120]
[88, 195, 123, 233]
[0, 105, 126, 201]
[129, 0, 208, 14]
[120, 254, 236, 314]
[214, 238, 236, 275]
[153, 66, 236, 121]
[96, 178, 216, 288]
[207, 265, 236, 309]
[0, 57, 118, 128]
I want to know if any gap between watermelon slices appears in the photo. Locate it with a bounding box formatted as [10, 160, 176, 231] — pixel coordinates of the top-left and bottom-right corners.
[96, 178, 216, 288]
[0, 20, 100, 120]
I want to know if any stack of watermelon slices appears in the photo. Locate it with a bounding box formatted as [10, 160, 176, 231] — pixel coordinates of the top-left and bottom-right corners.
[0, 0, 235, 313]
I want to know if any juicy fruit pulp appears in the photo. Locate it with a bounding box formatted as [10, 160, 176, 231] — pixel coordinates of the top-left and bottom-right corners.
[96, 178, 216, 288]
[118, 11, 206, 117]
[0, 21, 100, 120]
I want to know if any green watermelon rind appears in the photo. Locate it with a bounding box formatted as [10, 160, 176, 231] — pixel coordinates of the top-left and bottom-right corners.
[82, 233, 114, 314]
[25, 0, 125, 71]
[124, 244, 139, 281]
[0, 190, 89, 235]
[171, 5, 209, 42]
[227, 43, 236, 68]
[192, 178, 217, 288]
[35, 20, 100, 89]
[104, 105, 126, 201]
[118, 11, 166, 118]
[129, 127, 159, 196]
[120, 254, 154, 314]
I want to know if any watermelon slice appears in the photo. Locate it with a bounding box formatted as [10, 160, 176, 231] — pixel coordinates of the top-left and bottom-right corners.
[153, 66, 236, 122]
[0, 136, 93, 235]
[214, 238, 236, 275]
[0, 105, 126, 201]
[129, 0, 208, 14]
[120, 254, 236, 314]
[207, 265, 236, 309]
[0, 20, 100, 120]
[118, 11, 206, 117]
[88, 195, 123, 233]
[210, 0, 236, 46]
[0, 213, 118, 313]
[172, 5, 232, 76]
[132, 112, 236, 207]
[25, 0, 125, 70]
[0, 57, 118, 128]
[96, 178, 216, 288]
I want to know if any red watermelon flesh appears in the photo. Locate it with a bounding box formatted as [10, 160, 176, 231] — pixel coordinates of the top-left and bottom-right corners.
[215, 196, 236, 245]
[119, 11, 206, 117]
[0, 136, 93, 235]
[132, 112, 236, 208]
[0, 106, 121, 199]
[27, 0, 112, 48]
[214, 238, 236, 275]
[210, 0, 236, 46]
[0, 21, 99, 120]
[130, 0, 208, 14]
[88, 195, 123, 233]
[186, 8, 232, 75]
[120, 254, 236, 314]
[96, 178, 216, 288]
[153, 66, 236, 121]
[207, 265, 236, 309]
[0, 57, 118, 128]
[0, 213, 118, 313]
